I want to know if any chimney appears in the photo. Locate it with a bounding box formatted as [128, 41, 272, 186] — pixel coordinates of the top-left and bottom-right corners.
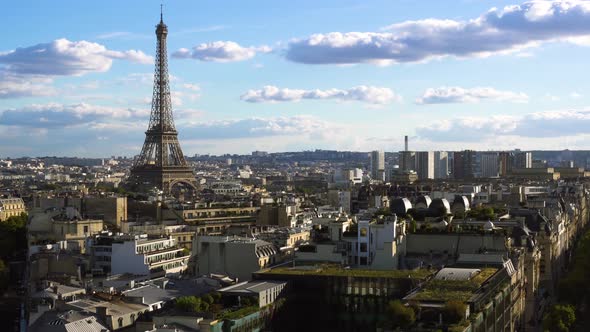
[96, 306, 109, 318]
[404, 136, 408, 152]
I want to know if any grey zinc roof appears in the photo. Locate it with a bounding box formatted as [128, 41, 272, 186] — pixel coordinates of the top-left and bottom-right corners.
[434, 268, 481, 281]
[218, 280, 286, 295]
[29, 311, 108, 332]
[123, 284, 178, 305]
[122, 278, 219, 305]
[64, 316, 109, 332]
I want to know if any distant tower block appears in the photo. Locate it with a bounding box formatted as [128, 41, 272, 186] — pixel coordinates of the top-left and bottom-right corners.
[404, 135, 408, 151]
[128, 11, 197, 195]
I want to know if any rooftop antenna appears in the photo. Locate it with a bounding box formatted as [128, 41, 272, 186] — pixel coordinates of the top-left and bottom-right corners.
[160, 4, 163, 23]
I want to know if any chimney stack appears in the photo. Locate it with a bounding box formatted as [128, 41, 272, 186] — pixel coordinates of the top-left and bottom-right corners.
[404, 136, 408, 152]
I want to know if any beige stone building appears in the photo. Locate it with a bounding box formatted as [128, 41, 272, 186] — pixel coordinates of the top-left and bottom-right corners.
[84, 196, 127, 227]
[29, 211, 104, 253]
[194, 236, 280, 281]
[0, 197, 26, 221]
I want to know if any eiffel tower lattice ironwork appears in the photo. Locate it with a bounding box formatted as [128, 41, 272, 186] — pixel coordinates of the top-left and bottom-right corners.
[129, 11, 197, 194]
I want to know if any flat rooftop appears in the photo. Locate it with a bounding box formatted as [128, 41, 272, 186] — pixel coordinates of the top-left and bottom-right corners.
[218, 280, 286, 295]
[68, 297, 148, 316]
[259, 264, 432, 279]
[406, 267, 498, 302]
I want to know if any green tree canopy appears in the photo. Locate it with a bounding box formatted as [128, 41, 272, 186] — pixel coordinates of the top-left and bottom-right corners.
[0, 213, 27, 259]
[202, 293, 214, 305]
[175, 296, 202, 312]
[443, 300, 467, 324]
[387, 300, 416, 329]
[543, 304, 575, 332]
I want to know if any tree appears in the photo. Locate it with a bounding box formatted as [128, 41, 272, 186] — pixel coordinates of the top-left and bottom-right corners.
[175, 296, 202, 312]
[202, 293, 214, 305]
[409, 219, 417, 233]
[443, 301, 467, 324]
[241, 296, 254, 307]
[374, 208, 392, 217]
[211, 292, 222, 303]
[543, 304, 575, 332]
[387, 300, 416, 329]
[0, 213, 27, 259]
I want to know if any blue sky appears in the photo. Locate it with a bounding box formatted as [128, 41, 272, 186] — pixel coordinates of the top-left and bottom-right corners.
[2, 0, 590, 157]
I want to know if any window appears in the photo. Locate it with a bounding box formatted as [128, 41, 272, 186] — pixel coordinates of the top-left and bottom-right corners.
[360, 243, 368, 253]
[83, 226, 89, 233]
[118, 318, 123, 328]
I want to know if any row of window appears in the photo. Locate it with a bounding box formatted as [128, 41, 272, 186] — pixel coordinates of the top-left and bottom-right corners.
[136, 241, 174, 254]
[176, 235, 193, 243]
[146, 251, 182, 264]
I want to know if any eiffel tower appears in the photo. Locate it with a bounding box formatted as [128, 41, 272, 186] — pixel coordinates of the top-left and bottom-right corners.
[129, 10, 197, 195]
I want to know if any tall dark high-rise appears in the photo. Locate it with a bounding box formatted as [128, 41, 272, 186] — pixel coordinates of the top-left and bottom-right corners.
[453, 150, 476, 179]
[129, 11, 197, 194]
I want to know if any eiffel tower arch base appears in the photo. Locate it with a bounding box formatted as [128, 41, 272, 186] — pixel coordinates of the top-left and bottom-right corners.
[128, 166, 198, 197]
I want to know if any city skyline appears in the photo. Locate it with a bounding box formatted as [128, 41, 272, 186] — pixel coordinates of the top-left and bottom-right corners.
[3, 0, 590, 157]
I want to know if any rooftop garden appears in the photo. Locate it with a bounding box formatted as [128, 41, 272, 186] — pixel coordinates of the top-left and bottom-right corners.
[410, 268, 497, 302]
[174, 292, 284, 322]
[217, 305, 260, 320]
[261, 263, 432, 279]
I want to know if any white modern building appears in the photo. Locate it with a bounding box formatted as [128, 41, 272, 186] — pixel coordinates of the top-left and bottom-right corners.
[370, 150, 385, 182]
[352, 216, 405, 269]
[480, 152, 500, 178]
[90, 234, 190, 277]
[515, 151, 533, 169]
[434, 151, 449, 179]
[416, 151, 435, 180]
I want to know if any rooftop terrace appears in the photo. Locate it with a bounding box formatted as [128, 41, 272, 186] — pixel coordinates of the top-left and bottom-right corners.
[259, 263, 433, 279]
[407, 267, 498, 302]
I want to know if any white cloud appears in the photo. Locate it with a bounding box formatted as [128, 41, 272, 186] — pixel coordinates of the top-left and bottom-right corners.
[0, 71, 56, 99]
[172, 41, 271, 62]
[570, 92, 583, 99]
[0, 103, 149, 128]
[416, 86, 529, 104]
[241, 85, 400, 104]
[417, 107, 590, 142]
[181, 115, 344, 140]
[286, 1, 590, 65]
[0, 38, 152, 76]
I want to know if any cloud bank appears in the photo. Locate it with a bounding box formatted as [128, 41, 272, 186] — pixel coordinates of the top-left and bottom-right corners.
[0, 103, 148, 128]
[417, 108, 590, 141]
[241, 85, 400, 104]
[286, 1, 590, 65]
[416, 86, 528, 104]
[0, 71, 56, 99]
[0, 39, 152, 76]
[173, 41, 271, 62]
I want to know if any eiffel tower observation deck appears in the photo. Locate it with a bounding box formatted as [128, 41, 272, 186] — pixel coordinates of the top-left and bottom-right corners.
[128, 10, 197, 196]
